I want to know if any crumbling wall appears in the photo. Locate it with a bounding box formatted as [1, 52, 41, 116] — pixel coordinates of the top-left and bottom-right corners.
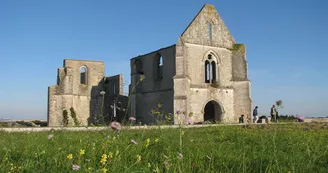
[130, 45, 176, 124]
[48, 59, 104, 126]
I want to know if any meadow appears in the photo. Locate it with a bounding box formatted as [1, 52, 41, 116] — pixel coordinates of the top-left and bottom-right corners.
[1, 123, 328, 173]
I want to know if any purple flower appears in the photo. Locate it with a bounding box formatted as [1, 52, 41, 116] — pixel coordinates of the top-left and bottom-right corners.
[110, 121, 121, 131]
[129, 117, 136, 121]
[131, 139, 137, 145]
[72, 164, 81, 171]
[48, 134, 54, 140]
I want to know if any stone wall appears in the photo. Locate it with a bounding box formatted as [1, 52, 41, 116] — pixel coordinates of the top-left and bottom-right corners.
[173, 4, 251, 124]
[48, 59, 105, 126]
[130, 46, 176, 124]
[48, 59, 127, 126]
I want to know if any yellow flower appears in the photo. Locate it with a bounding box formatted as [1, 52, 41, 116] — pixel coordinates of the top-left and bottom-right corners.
[101, 168, 108, 173]
[67, 154, 73, 160]
[154, 138, 159, 143]
[79, 149, 85, 155]
[100, 154, 108, 165]
[145, 138, 150, 148]
[137, 154, 141, 162]
[108, 152, 113, 160]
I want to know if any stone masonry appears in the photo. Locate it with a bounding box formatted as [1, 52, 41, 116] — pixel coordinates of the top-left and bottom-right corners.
[48, 59, 127, 126]
[48, 4, 252, 126]
[130, 4, 252, 124]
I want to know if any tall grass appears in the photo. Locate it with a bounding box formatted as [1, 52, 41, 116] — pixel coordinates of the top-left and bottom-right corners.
[1, 123, 328, 172]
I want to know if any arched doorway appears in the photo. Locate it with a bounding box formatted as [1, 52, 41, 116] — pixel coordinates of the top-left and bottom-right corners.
[204, 100, 222, 122]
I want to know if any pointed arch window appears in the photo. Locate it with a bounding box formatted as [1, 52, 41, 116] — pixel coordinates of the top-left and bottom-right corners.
[205, 61, 210, 83]
[80, 67, 87, 84]
[204, 54, 217, 84]
[211, 61, 216, 83]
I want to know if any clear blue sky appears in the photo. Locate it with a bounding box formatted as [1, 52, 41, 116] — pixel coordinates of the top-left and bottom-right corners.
[0, 0, 327, 120]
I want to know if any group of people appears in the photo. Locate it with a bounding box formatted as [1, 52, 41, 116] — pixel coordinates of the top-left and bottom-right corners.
[239, 105, 278, 123]
[252, 105, 278, 123]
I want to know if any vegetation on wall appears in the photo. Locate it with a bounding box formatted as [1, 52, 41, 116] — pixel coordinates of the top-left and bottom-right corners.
[70, 107, 80, 126]
[62, 109, 69, 127]
[228, 44, 245, 54]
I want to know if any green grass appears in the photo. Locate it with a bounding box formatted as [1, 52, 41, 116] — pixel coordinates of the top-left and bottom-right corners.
[1, 123, 328, 173]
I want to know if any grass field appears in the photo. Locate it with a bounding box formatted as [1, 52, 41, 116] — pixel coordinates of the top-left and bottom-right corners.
[1, 123, 328, 173]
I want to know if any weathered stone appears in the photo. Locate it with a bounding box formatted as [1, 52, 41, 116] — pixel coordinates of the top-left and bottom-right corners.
[130, 4, 252, 125]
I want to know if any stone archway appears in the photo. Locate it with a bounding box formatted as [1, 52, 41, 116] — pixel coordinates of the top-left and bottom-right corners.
[204, 100, 222, 122]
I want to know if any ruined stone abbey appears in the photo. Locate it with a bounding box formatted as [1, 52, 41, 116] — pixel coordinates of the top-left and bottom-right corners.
[48, 4, 252, 126]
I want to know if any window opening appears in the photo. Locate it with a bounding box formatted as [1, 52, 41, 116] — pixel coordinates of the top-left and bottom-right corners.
[80, 67, 87, 84]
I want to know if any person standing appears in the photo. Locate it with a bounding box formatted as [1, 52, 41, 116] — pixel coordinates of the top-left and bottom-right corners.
[270, 105, 277, 122]
[253, 106, 259, 123]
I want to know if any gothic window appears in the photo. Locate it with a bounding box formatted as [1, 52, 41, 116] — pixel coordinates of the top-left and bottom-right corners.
[156, 53, 163, 80]
[205, 60, 210, 83]
[204, 54, 217, 84]
[208, 23, 212, 41]
[80, 67, 87, 84]
[211, 61, 216, 83]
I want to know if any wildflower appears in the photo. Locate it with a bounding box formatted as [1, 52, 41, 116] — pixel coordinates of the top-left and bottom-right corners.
[79, 149, 85, 155]
[187, 118, 194, 125]
[154, 138, 159, 143]
[110, 121, 121, 131]
[67, 154, 73, 160]
[129, 117, 136, 121]
[164, 161, 171, 169]
[177, 152, 183, 158]
[100, 154, 108, 165]
[145, 138, 150, 148]
[41, 150, 46, 154]
[108, 152, 113, 159]
[131, 139, 137, 145]
[181, 130, 185, 136]
[157, 103, 162, 108]
[72, 164, 81, 171]
[48, 134, 54, 140]
[147, 162, 151, 168]
[137, 154, 142, 162]
[101, 168, 108, 173]
[139, 75, 145, 82]
[106, 135, 110, 139]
